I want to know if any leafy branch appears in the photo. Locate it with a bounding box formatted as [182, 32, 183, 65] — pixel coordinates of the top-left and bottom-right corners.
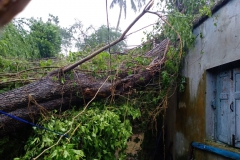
[50, 0, 154, 75]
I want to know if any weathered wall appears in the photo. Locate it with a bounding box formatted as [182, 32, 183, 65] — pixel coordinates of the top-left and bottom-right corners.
[166, 0, 240, 159]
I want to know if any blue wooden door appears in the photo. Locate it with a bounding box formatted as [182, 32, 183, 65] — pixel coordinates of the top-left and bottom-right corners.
[216, 70, 233, 144]
[216, 68, 240, 148]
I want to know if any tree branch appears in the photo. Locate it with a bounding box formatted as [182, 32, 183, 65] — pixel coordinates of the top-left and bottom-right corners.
[49, 0, 154, 75]
[146, 10, 183, 58]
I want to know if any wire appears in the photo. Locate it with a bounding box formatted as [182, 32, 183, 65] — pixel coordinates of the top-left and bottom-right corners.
[0, 110, 69, 138]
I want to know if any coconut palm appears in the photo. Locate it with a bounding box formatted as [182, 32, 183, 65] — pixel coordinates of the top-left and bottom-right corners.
[110, 0, 146, 31]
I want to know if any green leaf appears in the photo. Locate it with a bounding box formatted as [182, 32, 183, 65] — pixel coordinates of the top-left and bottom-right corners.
[50, 150, 58, 158]
[63, 150, 70, 158]
[92, 132, 96, 137]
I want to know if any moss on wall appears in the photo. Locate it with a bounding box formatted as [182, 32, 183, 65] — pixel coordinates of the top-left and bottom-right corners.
[175, 73, 206, 159]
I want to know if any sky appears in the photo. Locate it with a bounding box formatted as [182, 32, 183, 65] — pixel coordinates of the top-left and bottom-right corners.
[17, 0, 159, 49]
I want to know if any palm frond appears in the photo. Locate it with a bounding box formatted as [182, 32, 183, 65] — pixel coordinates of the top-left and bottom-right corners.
[110, 0, 119, 8]
[123, 0, 127, 18]
[131, 0, 137, 12]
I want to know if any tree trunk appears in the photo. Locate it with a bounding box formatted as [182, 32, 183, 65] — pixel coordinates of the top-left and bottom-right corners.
[0, 97, 82, 136]
[116, 0, 123, 31]
[0, 61, 165, 135]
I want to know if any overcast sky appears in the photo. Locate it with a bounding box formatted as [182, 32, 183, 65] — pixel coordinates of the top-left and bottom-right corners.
[17, 0, 159, 48]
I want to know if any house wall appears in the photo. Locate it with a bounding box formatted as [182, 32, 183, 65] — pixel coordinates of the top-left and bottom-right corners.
[166, 0, 240, 159]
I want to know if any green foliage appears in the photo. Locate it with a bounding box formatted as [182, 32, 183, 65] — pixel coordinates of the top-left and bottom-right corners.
[136, 0, 213, 134]
[0, 13, 70, 60]
[143, 0, 213, 94]
[0, 55, 66, 93]
[164, 12, 195, 49]
[199, 5, 212, 16]
[79, 25, 126, 52]
[179, 76, 186, 93]
[0, 15, 64, 59]
[29, 18, 62, 58]
[0, 21, 39, 58]
[66, 49, 150, 78]
[19, 106, 135, 160]
[39, 59, 53, 67]
[0, 15, 70, 92]
[167, 0, 214, 15]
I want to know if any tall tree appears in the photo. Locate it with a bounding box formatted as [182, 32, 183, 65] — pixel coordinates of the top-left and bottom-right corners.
[0, 19, 40, 58]
[110, 0, 146, 31]
[29, 18, 62, 58]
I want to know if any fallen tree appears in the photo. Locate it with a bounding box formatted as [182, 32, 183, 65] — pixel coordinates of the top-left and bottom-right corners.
[0, 50, 169, 136]
[0, 0, 174, 136]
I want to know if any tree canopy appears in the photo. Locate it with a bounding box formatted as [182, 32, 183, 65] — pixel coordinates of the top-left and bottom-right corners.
[29, 18, 62, 58]
[0, 16, 62, 59]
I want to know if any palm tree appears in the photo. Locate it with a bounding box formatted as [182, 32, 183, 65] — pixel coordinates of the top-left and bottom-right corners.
[110, 0, 146, 31]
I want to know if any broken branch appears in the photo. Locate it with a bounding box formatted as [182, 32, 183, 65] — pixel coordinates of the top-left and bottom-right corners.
[49, 0, 154, 74]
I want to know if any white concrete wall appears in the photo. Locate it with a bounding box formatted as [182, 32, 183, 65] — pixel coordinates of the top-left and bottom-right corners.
[175, 0, 240, 159]
[182, 0, 240, 99]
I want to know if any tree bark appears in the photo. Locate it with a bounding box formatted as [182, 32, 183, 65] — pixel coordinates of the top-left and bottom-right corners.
[0, 97, 82, 136]
[0, 61, 165, 135]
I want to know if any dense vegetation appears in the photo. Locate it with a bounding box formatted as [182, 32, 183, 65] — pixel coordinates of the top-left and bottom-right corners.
[0, 0, 214, 159]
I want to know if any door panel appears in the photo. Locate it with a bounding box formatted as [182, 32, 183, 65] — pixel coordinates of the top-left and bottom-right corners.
[217, 71, 231, 144]
[215, 68, 240, 148]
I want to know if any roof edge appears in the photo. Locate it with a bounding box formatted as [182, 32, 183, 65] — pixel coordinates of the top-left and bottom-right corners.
[193, 0, 231, 29]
